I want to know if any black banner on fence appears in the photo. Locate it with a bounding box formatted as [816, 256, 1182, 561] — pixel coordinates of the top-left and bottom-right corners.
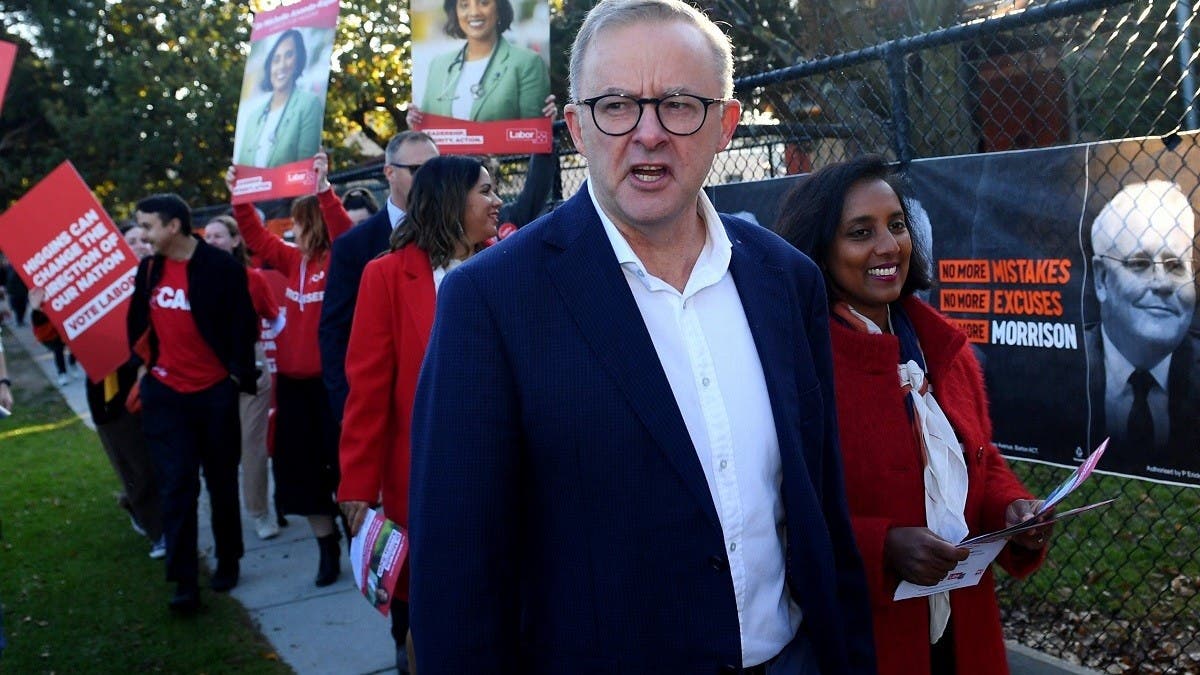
[707, 133, 1200, 487]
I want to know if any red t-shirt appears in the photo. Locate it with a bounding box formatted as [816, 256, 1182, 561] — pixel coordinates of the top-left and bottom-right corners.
[149, 258, 228, 393]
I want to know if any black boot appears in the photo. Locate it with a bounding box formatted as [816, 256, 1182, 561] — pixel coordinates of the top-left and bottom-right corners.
[315, 532, 340, 587]
[210, 559, 239, 592]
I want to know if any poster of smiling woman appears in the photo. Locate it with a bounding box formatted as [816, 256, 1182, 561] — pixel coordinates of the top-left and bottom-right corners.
[231, 0, 340, 204]
[411, 0, 552, 154]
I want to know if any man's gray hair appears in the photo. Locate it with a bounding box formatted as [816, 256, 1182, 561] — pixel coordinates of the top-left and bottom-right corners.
[568, 0, 734, 101]
[385, 130, 436, 163]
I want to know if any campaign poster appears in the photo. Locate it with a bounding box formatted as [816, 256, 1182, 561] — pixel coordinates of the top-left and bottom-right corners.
[0, 39, 16, 114]
[908, 134, 1199, 487]
[707, 134, 1199, 486]
[0, 162, 138, 382]
[231, 0, 339, 204]
[410, 0, 552, 154]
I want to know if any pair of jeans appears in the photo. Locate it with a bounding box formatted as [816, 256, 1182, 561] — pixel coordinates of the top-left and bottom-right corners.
[141, 376, 244, 587]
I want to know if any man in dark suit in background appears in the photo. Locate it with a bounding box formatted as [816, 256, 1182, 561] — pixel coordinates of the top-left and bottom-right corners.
[408, 1, 874, 672]
[319, 130, 439, 426]
[1087, 180, 1199, 479]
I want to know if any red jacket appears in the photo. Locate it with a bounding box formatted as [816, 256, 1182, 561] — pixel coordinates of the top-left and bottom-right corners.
[235, 189, 351, 378]
[831, 296, 1045, 675]
[337, 245, 435, 600]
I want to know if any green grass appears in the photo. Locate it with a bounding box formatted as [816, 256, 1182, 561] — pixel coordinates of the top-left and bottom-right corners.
[997, 460, 1200, 621]
[0, 331, 293, 674]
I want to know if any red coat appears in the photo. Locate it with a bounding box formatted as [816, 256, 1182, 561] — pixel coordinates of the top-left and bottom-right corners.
[831, 296, 1045, 675]
[337, 245, 435, 600]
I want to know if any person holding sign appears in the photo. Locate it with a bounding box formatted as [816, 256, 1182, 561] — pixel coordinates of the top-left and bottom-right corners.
[418, 0, 550, 122]
[338, 155, 501, 672]
[776, 155, 1049, 675]
[227, 153, 353, 588]
[127, 193, 259, 613]
[235, 29, 323, 169]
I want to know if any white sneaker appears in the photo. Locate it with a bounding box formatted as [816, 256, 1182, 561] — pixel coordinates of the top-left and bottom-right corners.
[254, 513, 280, 540]
[56, 373, 69, 386]
[149, 537, 167, 559]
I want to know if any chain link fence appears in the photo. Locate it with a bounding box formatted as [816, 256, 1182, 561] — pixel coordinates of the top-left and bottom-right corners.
[546, 1, 1200, 671]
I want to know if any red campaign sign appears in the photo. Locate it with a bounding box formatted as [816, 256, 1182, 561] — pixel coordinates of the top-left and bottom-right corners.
[0, 162, 138, 382]
[417, 113, 553, 155]
[0, 40, 15, 114]
[231, 160, 319, 205]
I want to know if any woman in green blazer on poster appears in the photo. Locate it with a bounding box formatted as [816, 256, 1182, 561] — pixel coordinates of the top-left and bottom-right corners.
[419, 0, 550, 122]
[236, 29, 323, 168]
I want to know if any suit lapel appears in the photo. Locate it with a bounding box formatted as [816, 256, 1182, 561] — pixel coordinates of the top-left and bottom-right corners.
[544, 192, 721, 528]
[398, 246, 436, 345]
[726, 224, 805, 478]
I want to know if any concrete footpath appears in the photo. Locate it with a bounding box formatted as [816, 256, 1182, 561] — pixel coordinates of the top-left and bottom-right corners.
[6, 320, 1099, 675]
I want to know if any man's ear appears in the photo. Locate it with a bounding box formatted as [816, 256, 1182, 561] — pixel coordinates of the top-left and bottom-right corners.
[716, 98, 741, 151]
[1092, 256, 1109, 303]
[564, 103, 586, 156]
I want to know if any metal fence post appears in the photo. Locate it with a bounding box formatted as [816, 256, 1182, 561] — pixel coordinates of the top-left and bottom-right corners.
[1176, 0, 1199, 130]
[885, 43, 914, 164]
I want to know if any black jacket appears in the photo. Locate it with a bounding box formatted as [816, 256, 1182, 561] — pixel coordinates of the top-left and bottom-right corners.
[127, 237, 258, 395]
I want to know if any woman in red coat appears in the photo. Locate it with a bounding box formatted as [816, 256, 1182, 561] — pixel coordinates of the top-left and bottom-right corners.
[337, 155, 501, 660]
[227, 154, 354, 586]
[775, 155, 1050, 675]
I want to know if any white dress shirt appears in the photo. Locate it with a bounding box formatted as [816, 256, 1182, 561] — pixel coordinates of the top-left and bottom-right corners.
[589, 181, 803, 666]
[1102, 327, 1171, 446]
[387, 198, 405, 231]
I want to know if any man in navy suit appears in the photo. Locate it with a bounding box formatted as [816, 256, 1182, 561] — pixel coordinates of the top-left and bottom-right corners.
[409, 1, 875, 673]
[319, 130, 439, 427]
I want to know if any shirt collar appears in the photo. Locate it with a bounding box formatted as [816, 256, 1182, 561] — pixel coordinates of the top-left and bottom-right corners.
[386, 198, 405, 231]
[1101, 325, 1172, 391]
[587, 177, 732, 297]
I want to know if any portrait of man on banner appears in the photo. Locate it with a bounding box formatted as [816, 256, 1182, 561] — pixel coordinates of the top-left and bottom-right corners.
[411, 0, 550, 124]
[1081, 137, 1200, 483]
[234, 25, 334, 169]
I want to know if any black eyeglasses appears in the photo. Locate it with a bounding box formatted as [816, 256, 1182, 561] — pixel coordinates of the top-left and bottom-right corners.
[575, 94, 726, 136]
[388, 162, 424, 174]
[1096, 254, 1192, 278]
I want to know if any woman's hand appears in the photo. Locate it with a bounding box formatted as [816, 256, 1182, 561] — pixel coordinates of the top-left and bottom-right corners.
[225, 165, 237, 195]
[884, 526, 970, 586]
[1006, 498, 1052, 551]
[313, 150, 331, 193]
[340, 500, 372, 537]
[406, 103, 424, 129]
[542, 94, 558, 121]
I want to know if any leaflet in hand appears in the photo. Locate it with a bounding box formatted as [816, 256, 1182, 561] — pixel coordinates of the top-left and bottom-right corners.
[1037, 437, 1109, 515]
[348, 508, 409, 617]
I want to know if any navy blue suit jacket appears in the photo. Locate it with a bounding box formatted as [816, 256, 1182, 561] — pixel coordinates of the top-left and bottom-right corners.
[320, 207, 391, 422]
[409, 188, 876, 675]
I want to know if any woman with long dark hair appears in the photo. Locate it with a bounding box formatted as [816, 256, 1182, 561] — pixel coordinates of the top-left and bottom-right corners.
[227, 153, 353, 586]
[774, 155, 1050, 675]
[338, 155, 501, 669]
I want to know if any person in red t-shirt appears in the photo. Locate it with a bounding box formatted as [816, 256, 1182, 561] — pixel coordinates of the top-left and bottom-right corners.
[227, 154, 353, 587]
[128, 193, 259, 613]
[204, 215, 283, 541]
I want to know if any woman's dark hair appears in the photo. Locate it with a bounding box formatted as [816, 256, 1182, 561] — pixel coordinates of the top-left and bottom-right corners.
[774, 154, 931, 299]
[291, 194, 331, 261]
[341, 187, 380, 215]
[206, 215, 249, 267]
[259, 29, 308, 93]
[442, 0, 514, 39]
[390, 156, 485, 268]
[135, 193, 191, 235]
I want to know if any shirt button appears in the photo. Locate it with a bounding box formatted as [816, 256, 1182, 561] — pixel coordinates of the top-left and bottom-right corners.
[702, 377, 711, 387]
[729, 542, 737, 552]
[719, 459, 728, 470]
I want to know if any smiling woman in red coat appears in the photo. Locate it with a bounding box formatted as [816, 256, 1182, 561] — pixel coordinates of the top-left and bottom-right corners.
[337, 155, 501, 665]
[775, 155, 1050, 675]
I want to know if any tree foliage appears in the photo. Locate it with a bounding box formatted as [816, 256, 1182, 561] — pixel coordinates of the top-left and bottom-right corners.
[0, 0, 411, 216]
